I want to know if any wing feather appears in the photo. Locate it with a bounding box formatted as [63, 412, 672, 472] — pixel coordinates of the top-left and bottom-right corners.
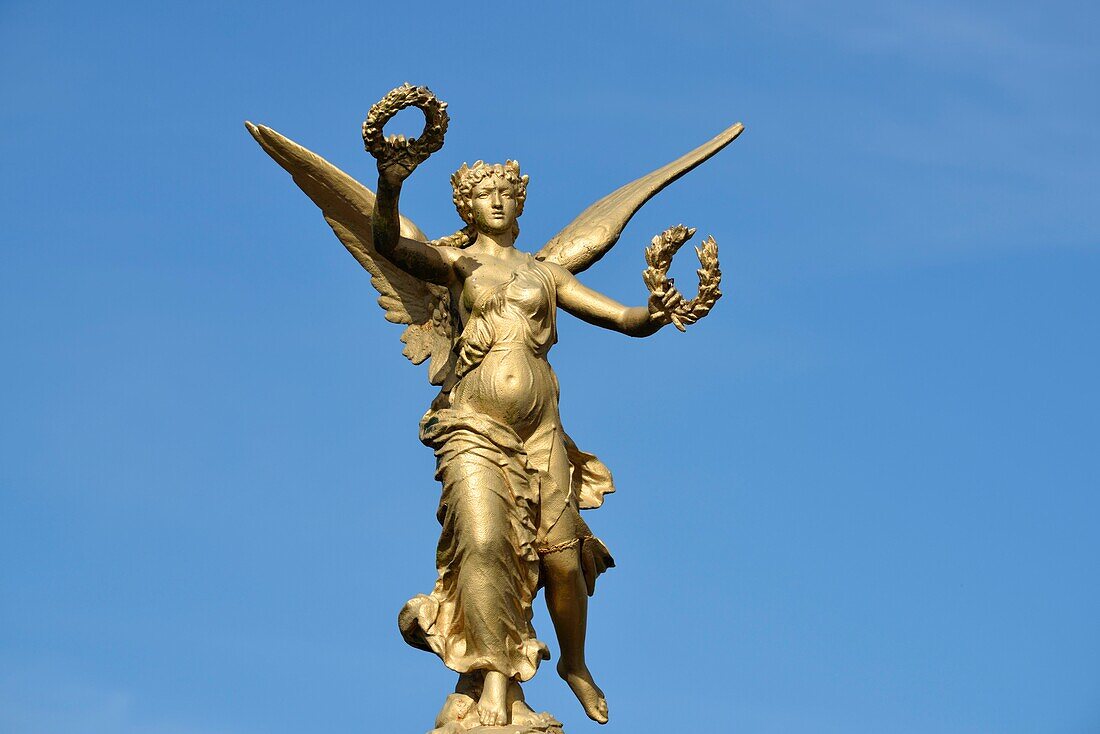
[247, 121, 457, 386]
[246, 121, 432, 324]
[537, 122, 744, 274]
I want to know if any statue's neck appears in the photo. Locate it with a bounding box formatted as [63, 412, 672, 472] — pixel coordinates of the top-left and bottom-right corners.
[475, 229, 516, 254]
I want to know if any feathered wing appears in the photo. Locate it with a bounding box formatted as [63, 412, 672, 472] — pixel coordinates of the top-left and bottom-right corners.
[246, 122, 458, 386]
[536, 121, 744, 273]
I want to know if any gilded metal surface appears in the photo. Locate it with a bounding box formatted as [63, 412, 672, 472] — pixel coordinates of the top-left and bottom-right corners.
[246, 84, 742, 733]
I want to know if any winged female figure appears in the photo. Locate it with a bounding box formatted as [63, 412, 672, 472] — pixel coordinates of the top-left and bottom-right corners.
[247, 83, 742, 733]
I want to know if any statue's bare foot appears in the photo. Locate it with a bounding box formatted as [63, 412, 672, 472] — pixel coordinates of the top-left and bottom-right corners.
[557, 660, 609, 724]
[477, 671, 509, 727]
[508, 681, 537, 725]
[510, 698, 538, 726]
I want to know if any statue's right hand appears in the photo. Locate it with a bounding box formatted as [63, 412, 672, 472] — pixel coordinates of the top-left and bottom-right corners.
[377, 144, 418, 187]
[364, 84, 449, 189]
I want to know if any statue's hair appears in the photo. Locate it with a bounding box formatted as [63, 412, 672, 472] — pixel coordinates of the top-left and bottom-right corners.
[431, 160, 529, 248]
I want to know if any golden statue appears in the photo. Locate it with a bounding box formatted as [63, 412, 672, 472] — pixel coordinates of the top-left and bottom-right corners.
[246, 83, 743, 734]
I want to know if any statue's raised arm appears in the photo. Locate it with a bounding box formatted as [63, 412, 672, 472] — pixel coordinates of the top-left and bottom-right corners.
[365, 84, 456, 286]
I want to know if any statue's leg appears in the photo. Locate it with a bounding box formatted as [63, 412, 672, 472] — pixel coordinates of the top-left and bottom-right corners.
[542, 544, 609, 724]
[528, 426, 611, 725]
[437, 459, 541, 730]
[444, 464, 529, 726]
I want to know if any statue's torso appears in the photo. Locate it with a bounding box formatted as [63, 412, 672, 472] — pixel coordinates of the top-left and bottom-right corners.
[449, 252, 560, 439]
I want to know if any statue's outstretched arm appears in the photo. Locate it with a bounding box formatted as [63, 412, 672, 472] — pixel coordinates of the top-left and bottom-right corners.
[548, 262, 679, 338]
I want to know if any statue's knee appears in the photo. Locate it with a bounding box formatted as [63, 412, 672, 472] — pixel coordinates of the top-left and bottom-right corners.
[465, 528, 509, 560]
[541, 548, 582, 584]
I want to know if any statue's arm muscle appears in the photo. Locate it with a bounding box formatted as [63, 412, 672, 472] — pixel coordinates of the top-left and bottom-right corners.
[549, 263, 662, 338]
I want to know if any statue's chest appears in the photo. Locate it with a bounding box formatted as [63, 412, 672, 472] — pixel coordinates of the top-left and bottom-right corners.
[457, 260, 551, 326]
[459, 260, 522, 307]
[461, 268, 512, 307]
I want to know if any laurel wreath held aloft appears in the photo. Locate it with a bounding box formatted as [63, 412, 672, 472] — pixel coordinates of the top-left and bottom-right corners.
[643, 225, 723, 332]
[363, 83, 449, 172]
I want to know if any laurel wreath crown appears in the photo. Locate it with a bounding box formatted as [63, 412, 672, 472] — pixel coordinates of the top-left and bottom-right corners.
[362, 83, 449, 171]
[642, 225, 723, 331]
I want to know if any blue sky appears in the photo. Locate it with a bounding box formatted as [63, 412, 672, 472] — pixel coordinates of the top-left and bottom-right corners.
[1, 2, 1097, 733]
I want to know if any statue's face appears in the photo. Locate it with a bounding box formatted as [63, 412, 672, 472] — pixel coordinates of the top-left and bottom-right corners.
[469, 176, 517, 235]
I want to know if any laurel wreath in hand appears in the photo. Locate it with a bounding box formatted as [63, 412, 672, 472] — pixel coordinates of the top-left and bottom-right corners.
[642, 224, 723, 332]
[362, 83, 449, 174]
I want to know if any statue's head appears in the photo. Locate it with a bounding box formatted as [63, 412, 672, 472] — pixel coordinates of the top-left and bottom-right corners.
[450, 160, 529, 237]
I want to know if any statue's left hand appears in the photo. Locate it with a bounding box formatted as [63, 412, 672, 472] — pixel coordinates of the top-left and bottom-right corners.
[647, 284, 686, 327]
[642, 225, 721, 332]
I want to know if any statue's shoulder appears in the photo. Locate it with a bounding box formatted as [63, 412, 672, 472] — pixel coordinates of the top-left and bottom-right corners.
[529, 251, 567, 280]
